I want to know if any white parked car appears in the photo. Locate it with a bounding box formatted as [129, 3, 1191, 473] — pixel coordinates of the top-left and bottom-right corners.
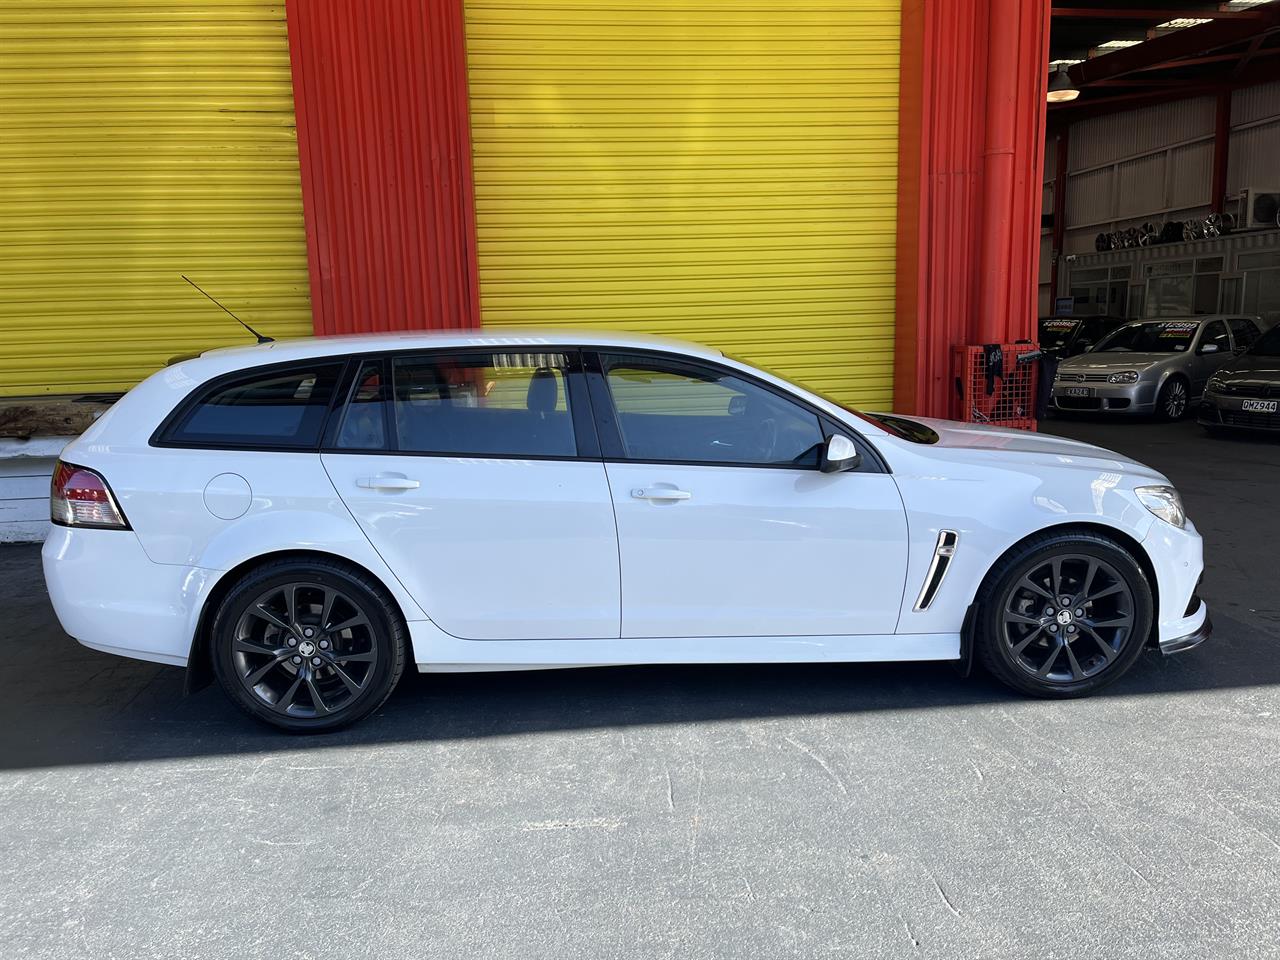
[43, 332, 1209, 731]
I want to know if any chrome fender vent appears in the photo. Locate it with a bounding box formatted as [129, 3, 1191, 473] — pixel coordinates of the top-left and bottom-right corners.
[913, 530, 959, 612]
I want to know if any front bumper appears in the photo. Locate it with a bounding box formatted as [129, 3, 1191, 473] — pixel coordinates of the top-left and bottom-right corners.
[1197, 394, 1280, 431]
[1159, 605, 1211, 655]
[1052, 379, 1158, 414]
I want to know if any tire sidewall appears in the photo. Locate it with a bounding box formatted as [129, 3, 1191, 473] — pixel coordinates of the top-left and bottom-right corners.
[211, 563, 402, 732]
[977, 535, 1154, 698]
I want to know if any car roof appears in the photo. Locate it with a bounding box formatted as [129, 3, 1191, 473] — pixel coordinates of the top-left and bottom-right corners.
[198, 328, 725, 365]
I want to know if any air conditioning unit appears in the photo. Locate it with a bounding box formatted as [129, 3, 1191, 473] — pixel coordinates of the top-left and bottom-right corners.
[1240, 188, 1280, 230]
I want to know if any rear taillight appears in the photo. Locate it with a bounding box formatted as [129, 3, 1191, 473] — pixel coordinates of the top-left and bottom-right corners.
[50, 461, 130, 529]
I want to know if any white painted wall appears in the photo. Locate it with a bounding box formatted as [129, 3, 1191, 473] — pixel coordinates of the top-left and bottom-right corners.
[0, 438, 70, 544]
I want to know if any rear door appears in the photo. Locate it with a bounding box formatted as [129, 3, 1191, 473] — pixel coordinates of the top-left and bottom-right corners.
[322, 349, 620, 640]
[586, 351, 909, 639]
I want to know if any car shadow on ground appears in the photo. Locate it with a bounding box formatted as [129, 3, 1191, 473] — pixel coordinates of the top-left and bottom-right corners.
[2, 536, 1274, 772]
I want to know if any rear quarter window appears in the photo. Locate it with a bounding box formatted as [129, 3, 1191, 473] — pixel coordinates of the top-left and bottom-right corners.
[158, 362, 344, 448]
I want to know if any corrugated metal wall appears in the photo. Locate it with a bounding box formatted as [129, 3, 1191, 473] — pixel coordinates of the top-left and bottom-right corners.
[1067, 96, 1215, 171]
[1062, 96, 1219, 256]
[285, 0, 480, 335]
[463, 0, 902, 409]
[0, 0, 312, 396]
[1227, 79, 1280, 194]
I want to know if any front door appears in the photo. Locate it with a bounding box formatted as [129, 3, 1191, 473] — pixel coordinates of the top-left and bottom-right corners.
[322, 350, 620, 640]
[1191, 319, 1231, 395]
[587, 351, 909, 639]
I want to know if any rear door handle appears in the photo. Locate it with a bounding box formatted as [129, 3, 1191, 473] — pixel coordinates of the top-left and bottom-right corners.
[631, 487, 691, 501]
[357, 474, 420, 491]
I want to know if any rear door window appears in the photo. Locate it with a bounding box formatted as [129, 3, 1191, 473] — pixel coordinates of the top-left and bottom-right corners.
[391, 351, 580, 458]
[162, 362, 344, 448]
[1228, 318, 1261, 350]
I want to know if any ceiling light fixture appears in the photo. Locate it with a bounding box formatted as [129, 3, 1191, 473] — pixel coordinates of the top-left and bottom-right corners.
[1047, 65, 1080, 103]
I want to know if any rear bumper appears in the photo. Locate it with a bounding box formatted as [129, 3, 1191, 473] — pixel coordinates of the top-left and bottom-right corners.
[41, 526, 210, 667]
[1159, 605, 1211, 655]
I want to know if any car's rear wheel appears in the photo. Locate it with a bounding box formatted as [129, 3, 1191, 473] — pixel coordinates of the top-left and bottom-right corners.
[1156, 376, 1189, 421]
[975, 532, 1153, 698]
[210, 558, 406, 732]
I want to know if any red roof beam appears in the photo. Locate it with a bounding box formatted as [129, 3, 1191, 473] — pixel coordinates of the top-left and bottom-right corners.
[1067, 6, 1280, 84]
[1052, 7, 1266, 20]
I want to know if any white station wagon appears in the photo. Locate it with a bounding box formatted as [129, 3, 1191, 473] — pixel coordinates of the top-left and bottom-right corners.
[43, 332, 1209, 731]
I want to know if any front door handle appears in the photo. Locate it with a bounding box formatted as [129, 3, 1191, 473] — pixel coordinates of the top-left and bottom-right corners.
[357, 474, 420, 491]
[631, 487, 691, 501]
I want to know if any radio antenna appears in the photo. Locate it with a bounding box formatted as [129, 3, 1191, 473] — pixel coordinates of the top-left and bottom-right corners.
[181, 275, 274, 344]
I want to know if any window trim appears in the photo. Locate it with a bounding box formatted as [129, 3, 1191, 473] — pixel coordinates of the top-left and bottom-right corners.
[322, 347, 601, 462]
[151, 357, 352, 452]
[584, 349, 887, 474]
[325, 355, 392, 451]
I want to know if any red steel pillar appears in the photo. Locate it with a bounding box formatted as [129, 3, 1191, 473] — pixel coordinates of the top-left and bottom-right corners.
[894, 0, 1052, 416]
[1211, 90, 1232, 215]
[1049, 127, 1070, 305]
[285, 0, 480, 335]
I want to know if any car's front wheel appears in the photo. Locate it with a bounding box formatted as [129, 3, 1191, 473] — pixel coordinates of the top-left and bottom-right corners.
[975, 532, 1154, 698]
[1156, 376, 1189, 421]
[210, 558, 407, 732]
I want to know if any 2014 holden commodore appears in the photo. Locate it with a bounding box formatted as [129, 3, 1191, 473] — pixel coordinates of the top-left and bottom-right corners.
[43, 332, 1209, 731]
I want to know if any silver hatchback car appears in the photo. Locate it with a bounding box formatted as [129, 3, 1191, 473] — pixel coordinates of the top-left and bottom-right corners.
[1052, 315, 1262, 420]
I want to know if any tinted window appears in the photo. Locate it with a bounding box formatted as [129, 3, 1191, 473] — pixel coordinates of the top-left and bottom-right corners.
[1249, 323, 1280, 357]
[1229, 318, 1260, 350]
[335, 360, 388, 450]
[600, 354, 824, 467]
[167, 363, 343, 447]
[1199, 319, 1229, 354]
[392, 352, 578, 458]
[1039, 318, 1078, 351]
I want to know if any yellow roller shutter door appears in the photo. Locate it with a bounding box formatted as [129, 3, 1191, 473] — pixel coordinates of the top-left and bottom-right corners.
[465, 0, 901, 407]
[0, 1, 311, 396]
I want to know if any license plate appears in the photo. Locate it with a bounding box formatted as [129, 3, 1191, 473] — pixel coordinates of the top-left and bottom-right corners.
[1242, 399, 1278, 413]
[1065, 387, 1091, 397]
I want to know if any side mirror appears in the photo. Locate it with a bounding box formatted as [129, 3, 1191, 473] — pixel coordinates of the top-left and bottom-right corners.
[1199, 342, 1220, 355]
[820, 434, 861, 474]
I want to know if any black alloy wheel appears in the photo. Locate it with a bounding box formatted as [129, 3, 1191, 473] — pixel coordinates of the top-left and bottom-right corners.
[976, 532, 1153, 698]
[1000, 554, 1134, 684]
[211, 559, 405, 731]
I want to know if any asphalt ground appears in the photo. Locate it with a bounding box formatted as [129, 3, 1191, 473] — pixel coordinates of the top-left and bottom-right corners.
[1, 416, 1278, 959]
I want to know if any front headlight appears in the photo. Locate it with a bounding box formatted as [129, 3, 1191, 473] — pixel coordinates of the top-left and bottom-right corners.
[1136, 485, 1186, 529]
[1206, 375, 1226, 393]
[1108, 370, 1140, 384]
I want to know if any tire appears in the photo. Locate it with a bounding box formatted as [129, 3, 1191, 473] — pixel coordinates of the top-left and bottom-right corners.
[974, 531, 1154, 699]
[1156, 376, 1189, 421]
[210, 557, 407, 732]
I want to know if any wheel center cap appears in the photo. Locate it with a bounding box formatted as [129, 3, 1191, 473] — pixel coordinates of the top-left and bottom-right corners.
[1056, 609, 1073, 626]
[298, 639, 316, 657]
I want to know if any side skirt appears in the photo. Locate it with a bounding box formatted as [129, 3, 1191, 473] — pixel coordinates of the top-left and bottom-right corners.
[406, 620, 961, 673]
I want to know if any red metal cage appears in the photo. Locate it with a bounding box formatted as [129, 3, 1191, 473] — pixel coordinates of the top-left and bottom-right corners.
[952, 344, 1039, 430]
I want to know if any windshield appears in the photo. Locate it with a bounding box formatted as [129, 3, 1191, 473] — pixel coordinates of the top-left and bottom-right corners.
[1250, 323, 1280, 357]
[1039, 318, 1079, 351]
[1094, 320, 1198, 354]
